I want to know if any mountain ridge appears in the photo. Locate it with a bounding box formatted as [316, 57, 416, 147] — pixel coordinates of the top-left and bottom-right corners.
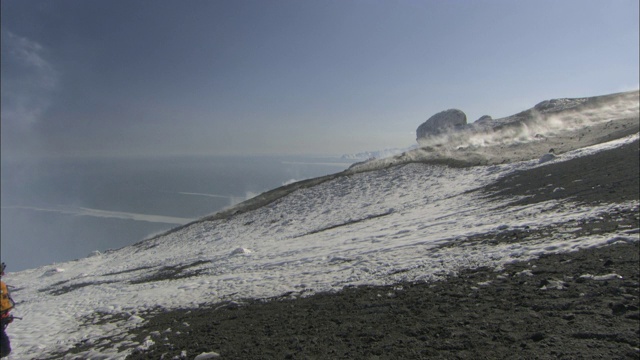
[160, 89, 639, 237]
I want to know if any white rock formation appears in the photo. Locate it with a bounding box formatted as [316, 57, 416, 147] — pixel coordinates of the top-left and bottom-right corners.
[416, 109, 467, 140]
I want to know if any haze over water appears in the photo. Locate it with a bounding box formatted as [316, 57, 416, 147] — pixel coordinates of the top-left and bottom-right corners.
[1, 155, 353, 271]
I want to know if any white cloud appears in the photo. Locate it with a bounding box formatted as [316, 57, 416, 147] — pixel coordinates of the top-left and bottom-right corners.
[5, 32, 57, 87]
[1, 31, 58, 129]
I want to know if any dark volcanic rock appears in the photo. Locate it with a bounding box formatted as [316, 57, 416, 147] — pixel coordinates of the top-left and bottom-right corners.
[485, 139, 639, 206]
[127, 242, 639, 360]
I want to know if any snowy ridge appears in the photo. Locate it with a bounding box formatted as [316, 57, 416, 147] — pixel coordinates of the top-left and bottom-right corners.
[3, 131, 639, 359]
[340, 146, 417, 161]
[355, 90, 639, 172]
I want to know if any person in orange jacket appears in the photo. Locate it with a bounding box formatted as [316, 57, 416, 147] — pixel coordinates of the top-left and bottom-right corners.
[0, 262, 14, 358]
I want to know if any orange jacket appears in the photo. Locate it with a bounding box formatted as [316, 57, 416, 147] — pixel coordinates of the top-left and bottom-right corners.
[0, 280, 13, 317]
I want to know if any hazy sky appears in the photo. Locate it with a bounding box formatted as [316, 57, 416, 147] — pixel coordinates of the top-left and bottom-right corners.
[2, 0, 638, 159]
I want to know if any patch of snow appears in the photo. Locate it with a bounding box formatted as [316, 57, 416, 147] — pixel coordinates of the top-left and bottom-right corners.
[540, 279, 567, 290]
[515, 269, 534, 277]
[128, 315, 145, 324]
[194, 352, 220, 359]
[136, 338, 155, 351]
[40, 268, 65, 277]
[579, 273, 623, 281]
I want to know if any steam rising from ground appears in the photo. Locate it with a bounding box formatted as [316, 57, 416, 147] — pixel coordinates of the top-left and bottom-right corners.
[351, 90, 639, 172]
[229, 191, 260, 207]
[420, 92, 639, 151]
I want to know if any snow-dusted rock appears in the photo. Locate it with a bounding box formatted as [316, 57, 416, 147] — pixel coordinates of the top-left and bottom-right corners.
[416, 109, 467, 140]
[230, 247, 252, 255]
[540, 279, 567, 290]
[475, 115, 493, 124]
[41, 268, 65, 277]
[538, 153, 556, 164]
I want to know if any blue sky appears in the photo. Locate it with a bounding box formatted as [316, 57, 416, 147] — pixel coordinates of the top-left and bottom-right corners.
[2, 0, 638, 158]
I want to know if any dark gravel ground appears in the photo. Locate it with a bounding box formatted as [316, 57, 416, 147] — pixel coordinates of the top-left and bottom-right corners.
[126, 140, 639, 360]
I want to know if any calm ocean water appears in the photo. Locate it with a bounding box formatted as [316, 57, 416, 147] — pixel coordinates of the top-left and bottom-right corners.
[1, 155, 353, 271]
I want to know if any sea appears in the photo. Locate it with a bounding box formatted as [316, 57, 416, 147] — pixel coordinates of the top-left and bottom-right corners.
[1, 155, 354, 271]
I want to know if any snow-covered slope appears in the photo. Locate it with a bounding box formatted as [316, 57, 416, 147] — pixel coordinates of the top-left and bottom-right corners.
[2, 91, 639, 359]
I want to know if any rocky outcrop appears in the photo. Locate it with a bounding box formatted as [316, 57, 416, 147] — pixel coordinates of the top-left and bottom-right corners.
[475, 115, 493, 124]
[416, 109, 467, 140]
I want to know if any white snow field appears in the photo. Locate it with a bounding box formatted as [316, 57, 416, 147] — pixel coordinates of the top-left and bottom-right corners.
[2, 91, 639, 359]
[3, 134, 638, 359]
